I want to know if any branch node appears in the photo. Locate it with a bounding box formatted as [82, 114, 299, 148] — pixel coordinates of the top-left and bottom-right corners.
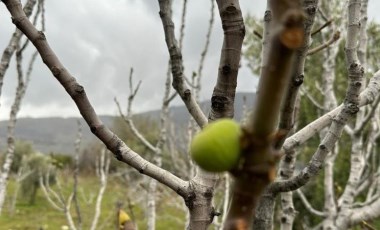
[184, 89, 191, 100]
[222, 64, 231, 75]
[319, 144, 327, 151]
[306, 6, 317, 15]
[11, 16, 26, 26]
[293, 74, 304, 86]
[37, 31, 46, 40]
[184, 191, 196, 209]
[211, 95, 227, 112]
[74, 84, 84, 94]
[51, 66, 61, 77]
[346, 103, 360, 114]
[114, 149, 123, 161]
[264, 10, 272, 21]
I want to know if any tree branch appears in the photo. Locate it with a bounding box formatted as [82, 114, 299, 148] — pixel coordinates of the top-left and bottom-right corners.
[0, 0, 36, 107]
[311, 18, 333, 36]
[283, 72, 380, 152]
[114, 68, 157, 153]
[272, 0, 365, 197]
[296, 189, 325, 217]
[226, 1, 305, 229]
[195, 0, 214, 101]
[307, 31, 340, 56]
[157, 0, 208, 128]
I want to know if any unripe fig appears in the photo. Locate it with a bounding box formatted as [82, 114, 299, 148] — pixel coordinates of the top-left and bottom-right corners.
[190, 119, 241, 172]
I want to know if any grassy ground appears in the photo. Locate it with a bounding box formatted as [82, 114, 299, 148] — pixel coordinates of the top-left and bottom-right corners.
[0, 171, 186, 230]
[3, 170, 379, 230]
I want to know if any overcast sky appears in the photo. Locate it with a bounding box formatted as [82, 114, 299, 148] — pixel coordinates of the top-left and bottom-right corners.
[0, 0, 379, 120]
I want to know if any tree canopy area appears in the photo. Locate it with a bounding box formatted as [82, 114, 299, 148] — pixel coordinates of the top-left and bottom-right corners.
[1, 0, 380, 229]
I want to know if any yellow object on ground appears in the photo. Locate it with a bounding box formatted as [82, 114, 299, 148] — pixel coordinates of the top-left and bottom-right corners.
[119, 209, 131, 228]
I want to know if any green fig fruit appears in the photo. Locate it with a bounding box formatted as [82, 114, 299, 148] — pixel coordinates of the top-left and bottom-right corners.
[190, 119, 241, 172]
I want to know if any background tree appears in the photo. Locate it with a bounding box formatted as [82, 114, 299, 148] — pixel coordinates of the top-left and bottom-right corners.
[0, 0, 43, 214]
[21, 152, 55, 204]
[244, 0, 380, 229]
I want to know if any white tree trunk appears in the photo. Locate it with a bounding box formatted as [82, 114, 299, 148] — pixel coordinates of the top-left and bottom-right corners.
[90, 149, 110, 230]
[147, 154, 161, 230]
[0, 0, 37, 215]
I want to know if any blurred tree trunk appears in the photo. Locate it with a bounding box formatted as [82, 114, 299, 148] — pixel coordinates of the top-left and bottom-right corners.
[0, 0, 38, 215]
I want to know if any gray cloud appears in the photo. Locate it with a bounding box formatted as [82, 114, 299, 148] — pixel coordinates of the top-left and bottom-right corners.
[1, 0, 379, 121]
[0, 0, 264, 120]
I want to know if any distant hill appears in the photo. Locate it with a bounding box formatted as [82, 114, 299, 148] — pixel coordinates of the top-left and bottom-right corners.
[0, 92, 255, 154]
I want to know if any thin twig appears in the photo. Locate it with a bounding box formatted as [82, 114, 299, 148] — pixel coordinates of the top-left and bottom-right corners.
[296, 189, 325, 217]
[178, 0, 188, 50]
[195, 0, 214, 100]
[308, 31, 340, 55]
[311, 19, 333, 36]
[73, 120, 82, 230]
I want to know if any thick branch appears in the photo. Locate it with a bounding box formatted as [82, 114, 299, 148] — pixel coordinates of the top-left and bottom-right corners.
[157, 0, 208, 128]
[225, 1, 305, 229]
[283, 72, 380, 152]
[208, 0, 244, 120]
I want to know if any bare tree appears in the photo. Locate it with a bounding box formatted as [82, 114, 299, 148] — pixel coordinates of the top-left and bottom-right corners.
[39, 147, 110, 230]
[0, 0, 42, 214]
[246, 0, 380, 229]
[115, 65, 175, 230]
[2, 0, 380, 229]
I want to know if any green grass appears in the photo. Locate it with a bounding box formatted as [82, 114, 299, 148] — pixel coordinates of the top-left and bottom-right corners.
[0, 171, 186, 229]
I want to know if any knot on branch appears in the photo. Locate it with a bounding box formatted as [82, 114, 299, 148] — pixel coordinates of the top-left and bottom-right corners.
[349, 62, 359, 70]
[222, 64, 232, 75]
[51, 66, 62, 77]
[349, 62, 365, 73]
[293, 74, 304, 86]
[11, 16, 26, 27]
[107, 134, 123, 153]
[225, 5, 237, 13]
[221, 3, 238, 16]
[354, 81, 362, 88]
[319, 144, 327, 151]
[158, 11, 165, 18]
[346, 103, 360, 114]
[90, 125, 99, 134]
[184, 191, 196, 209]
[183, 89, 191, 101]
[305, 6, 317, 15]
[204, 188, 213, 198]
[333, 31, 341, 40]
[7, 137, 15, 145]
[240, 24, 246, 38]
[264, 10, 272, 22]
[74, 84, 85, 95]
[284, 154, 294, 163]
[36, 31, 46, 41]
[169, 46, 182, 60]
[211, 95, 228, 112]
[210, 207, 221, 224]
[114, 149, 123, 161]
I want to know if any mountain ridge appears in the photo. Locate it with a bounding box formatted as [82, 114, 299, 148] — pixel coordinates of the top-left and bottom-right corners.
[0, 92, 255, 154]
